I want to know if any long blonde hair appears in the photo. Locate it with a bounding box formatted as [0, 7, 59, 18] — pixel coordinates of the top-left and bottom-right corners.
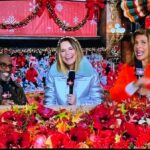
[128, 28, 150, 66]
[57, 36, 84, 74]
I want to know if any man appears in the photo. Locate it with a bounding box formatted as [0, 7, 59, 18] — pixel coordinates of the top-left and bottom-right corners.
[0, 54, 27, 105]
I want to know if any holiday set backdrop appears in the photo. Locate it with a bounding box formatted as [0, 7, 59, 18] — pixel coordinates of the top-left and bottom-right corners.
[0, 0, 107, 103]
[0, 0, 99, 36]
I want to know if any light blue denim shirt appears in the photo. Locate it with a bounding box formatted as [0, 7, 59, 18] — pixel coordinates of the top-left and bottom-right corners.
[44, 57, 104, 106]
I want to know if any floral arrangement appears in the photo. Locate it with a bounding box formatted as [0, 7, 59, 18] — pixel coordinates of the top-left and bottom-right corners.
[0, 97, 150, 149]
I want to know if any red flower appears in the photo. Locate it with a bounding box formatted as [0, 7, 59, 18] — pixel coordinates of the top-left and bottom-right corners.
[0, 111, 29, 129]
[90, 104, 117, 130]
[69, 127, 91, 143]
[19, 132, 31, 148]
[90, 130, 114, 148]
[50, 131, 78, 148]
[0, 131, 30, 148]
[124, 122, 138, 138]
[37, 104, 58, 119]
[0, 111, 15, 122]
[112, 139, 130, 149]
[135, 126, 150, 148]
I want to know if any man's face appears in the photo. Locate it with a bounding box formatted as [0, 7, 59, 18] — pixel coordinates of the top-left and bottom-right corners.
[0, 56, 13, 82]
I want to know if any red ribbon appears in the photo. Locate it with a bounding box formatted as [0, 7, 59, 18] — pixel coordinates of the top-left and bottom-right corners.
[36, 0, 56, 18]
[86, 0, 105, 20]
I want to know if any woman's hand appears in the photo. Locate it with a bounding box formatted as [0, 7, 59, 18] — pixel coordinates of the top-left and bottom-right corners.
[134, 77, 150, 87]
[133, 77, 150, 98]
[138, 87, 150, 97]
[67, 94, 76, 105]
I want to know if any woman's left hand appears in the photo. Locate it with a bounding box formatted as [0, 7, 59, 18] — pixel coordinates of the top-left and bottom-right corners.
[67, 94, 76, 105]
[138, 87, 150, 97]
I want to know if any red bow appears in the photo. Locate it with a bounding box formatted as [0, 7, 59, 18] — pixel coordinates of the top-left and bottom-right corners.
[86, 0, 105, 20]
[36, 0, 56, 18]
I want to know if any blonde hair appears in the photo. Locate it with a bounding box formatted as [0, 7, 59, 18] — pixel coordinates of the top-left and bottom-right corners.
[128, 28, 150, 66]
[57, 36, 84, 74]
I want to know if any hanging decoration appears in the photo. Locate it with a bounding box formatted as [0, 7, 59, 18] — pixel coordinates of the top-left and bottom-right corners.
[46, 1, 89, 31]
[36, 0, 56, 18]
[86, 0, 105, 20]
[121, 0, 150, 22]
[0, 0, 105, 31]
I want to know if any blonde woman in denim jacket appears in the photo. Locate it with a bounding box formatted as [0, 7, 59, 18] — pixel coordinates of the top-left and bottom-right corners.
[44, 36, 104, 106]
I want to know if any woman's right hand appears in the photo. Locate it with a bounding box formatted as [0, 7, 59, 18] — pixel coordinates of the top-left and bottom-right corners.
[138, 87, 150, 97]
[67, 94, 76, 105]
[134, 77, 150, 88]
[134, 77, 150, 98]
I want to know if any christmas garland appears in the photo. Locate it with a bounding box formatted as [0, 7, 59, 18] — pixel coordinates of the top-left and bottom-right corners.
[0, 0, 105, 31]
[46, 1, 89, 31]
[0, 2, 41, 29]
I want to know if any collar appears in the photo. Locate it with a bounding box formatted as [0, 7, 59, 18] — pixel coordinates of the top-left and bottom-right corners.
[50, 56, 95, 77]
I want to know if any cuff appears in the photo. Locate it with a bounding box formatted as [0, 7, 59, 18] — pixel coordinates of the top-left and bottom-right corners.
[125, 81, 139, 96]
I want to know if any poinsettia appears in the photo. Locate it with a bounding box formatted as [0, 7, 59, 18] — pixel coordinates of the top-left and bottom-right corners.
[69, 126, 91, 143]
[90, 104, 117, 130]
[49, 131, 78, 148]
[89, 130, 114, 148]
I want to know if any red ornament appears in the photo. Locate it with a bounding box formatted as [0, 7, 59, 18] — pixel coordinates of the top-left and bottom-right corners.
[86, 0, 105, 20]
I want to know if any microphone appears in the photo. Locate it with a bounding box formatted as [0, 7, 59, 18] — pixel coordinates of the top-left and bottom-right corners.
[67, 70, 75, 94]
[135, 58, 144, 98]
[135, 58, 144, 79]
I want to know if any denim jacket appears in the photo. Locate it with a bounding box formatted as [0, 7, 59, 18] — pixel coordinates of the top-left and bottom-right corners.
[44, 57, 104, 106]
